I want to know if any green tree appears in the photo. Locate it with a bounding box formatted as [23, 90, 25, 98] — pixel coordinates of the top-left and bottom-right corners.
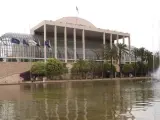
[91, 45, 107, 78]
[154, 52, 160, 70]
[138, 47, 146, 62]
[104, 44, 118, 78]
[31, 61, 46, 76]
[122, 63, 133, 76]
[132, 47, 139, 77]
[117, 43, 129, 77]
[71, 59, 89, 79]
[137, 47, 147, 76]
[131, 62, 139, 77]
[104, 62, 116, 77]
[46, 58, 64, 79]
[145, 50, 153, 72]
[136, 61, 148, 76]
[88, 60, 98, 79]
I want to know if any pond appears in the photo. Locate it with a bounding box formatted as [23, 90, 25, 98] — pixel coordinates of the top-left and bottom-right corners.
[0, 80, 159, 120]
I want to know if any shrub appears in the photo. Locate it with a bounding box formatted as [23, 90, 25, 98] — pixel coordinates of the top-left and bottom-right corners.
[122, 63, 133, 74]
[45, 58, 64, 78]
[30, 61, 46, 76]
[104, 62, 116, 73]
[131, 63, 139, 72]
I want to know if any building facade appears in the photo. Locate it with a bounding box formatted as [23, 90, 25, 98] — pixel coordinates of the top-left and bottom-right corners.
[0, 17, 131, 63]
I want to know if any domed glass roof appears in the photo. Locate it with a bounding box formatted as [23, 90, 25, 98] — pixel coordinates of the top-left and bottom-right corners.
[0, 33, 40, 45]
[55, 17, 96, 28]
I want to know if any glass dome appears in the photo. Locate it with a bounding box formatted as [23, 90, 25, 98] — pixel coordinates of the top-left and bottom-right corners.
[0, 33, 101, 62]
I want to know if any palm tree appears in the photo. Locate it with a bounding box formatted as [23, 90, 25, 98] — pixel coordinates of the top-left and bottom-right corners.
[145, 50, 153, 74]
[137, 47, 146, 76]
[116, 43, 129, 77]
[104, 44, 118, 78]
[88, 60, 97, 79]
[154, 52, 160, 70]
[91, 44, 108, 78]
[132, 47, 139, 77]
[138, 47, 146, 62]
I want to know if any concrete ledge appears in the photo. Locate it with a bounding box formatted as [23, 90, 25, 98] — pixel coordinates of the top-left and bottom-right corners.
[0, 62, 31, 79]
[0, 74, 21, 84]
[21, 77, 151, 85]
[0, 73, 152, 85]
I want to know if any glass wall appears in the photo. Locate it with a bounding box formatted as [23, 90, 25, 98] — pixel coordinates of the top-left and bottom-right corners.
[0, 33, 107, 62]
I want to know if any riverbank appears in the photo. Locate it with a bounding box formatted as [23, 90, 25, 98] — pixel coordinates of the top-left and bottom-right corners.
[27, 77, 152, 83]
[0, 77, 152, 85]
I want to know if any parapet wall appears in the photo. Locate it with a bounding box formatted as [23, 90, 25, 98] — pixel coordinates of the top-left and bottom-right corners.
[0, 62, 31, 82]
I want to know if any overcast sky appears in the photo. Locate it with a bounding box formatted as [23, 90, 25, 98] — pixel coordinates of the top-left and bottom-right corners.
[0, 0, 160, 52]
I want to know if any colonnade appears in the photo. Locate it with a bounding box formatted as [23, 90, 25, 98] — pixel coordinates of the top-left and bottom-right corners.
[43, 23, 131, 63]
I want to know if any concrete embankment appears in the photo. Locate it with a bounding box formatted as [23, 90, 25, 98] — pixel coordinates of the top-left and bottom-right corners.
[22, 77, 152, 84]
[0, 62, 31, 85]
[0, 76, 152, 85]
[0, 62, 152, 85]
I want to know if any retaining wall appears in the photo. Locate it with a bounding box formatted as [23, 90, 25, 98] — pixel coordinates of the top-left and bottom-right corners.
[0, 62, 31, 83]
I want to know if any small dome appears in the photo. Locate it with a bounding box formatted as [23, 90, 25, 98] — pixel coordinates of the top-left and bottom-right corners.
[55, 17, 96, 28]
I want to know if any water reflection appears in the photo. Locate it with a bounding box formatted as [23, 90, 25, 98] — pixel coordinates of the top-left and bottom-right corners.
[0, 80, 158, 120]
[55, 103, 60, 120]
[74, 97, 78, 120]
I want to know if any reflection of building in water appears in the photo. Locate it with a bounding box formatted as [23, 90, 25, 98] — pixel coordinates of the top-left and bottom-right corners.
[0, 85, 33, 120]
[65, 97, 69, 120]
[0, 101, 16, 120]
[74, 97, 78, 120]
[0, 85, 32, 100]
[84, 98, 88, 120]
[3, 82, 152, 120]
[55, 103, 60, 120]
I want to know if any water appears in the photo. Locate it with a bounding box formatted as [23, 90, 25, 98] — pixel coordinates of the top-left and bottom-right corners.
[0, 80, 159, 120]
[152, 67, 160, 80]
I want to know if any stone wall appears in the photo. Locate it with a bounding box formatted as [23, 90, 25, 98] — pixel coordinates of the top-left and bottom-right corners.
[0, 62, 31, 83]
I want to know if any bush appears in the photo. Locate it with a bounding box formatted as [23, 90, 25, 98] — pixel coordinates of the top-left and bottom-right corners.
[71, 60, 117, 79]
[30, 61, 46, 76]
[104, 62, 116, 73]
[71, 59, 89, 74]
[0, 58, 3, 62]
[122, 63, 133, 75]
[136, 62, 148, 76]
[46, 58, 64, 78]
[131, 63, 139, 72]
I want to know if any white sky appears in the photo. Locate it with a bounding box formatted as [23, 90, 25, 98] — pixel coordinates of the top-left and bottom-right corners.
[0, 0, 160, 52]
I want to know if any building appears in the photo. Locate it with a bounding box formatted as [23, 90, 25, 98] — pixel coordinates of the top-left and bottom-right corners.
[122, 46, 141, 64]
[0, 17, 131, 63]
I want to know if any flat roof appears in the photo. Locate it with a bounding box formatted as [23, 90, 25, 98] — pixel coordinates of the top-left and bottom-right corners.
[31, 17, 130, 37]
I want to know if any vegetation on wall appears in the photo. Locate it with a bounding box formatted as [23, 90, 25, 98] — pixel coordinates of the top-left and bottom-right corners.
[30, 58, 67, 80]
[28, 43, 160, 80]
[31, 61, 46, 77]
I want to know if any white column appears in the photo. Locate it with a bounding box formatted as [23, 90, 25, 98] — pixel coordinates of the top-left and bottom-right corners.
[110, 34, 113, 64]
[123, 36, 126, 63]
[128, 36, 131, 63]
[110, 34, 112, 48]
[103, 32, 106, 61]
[44, 21, 47, 62]
[74, 28, 77, 61]
[64, 27, 67, 63]
[117, 34, 119, 64]
[54, 25, 57, 59]
[82, 29, 85, 60]
[116, 34, 119, 44]
[103, 32, 106, 45]
[123, 36, 125, 44]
